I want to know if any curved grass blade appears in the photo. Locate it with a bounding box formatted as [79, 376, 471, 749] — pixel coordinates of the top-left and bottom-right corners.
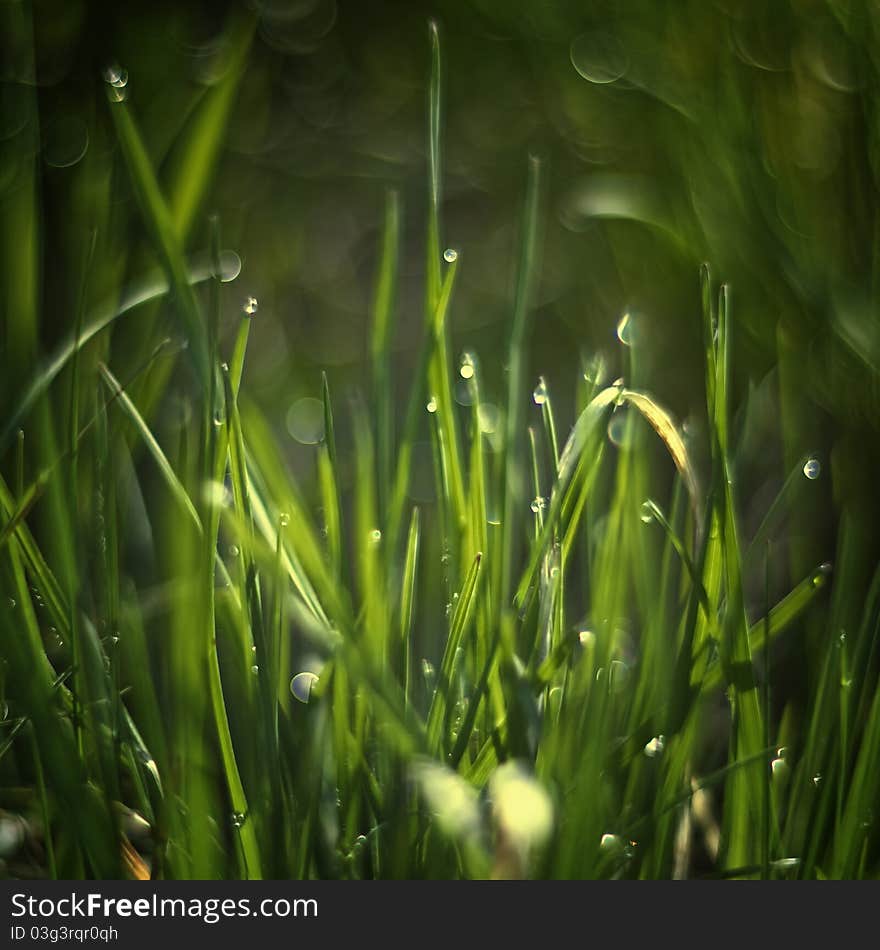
[620, 388, 700, 518]
[98, 363, 202, 531]
[0, 261, 230, 453]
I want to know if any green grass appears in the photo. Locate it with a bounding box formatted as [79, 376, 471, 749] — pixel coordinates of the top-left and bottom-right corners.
[1, 18, 879, 881]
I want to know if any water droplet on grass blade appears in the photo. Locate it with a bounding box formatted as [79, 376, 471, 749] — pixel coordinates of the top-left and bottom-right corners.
[103, 64, 129, 101]
[803, 457, 821, 480]
[443, 248, 458, 263]
[426, 396, 438, 414]
[230, 811, 246, 829]
[290, 671, 319, 704]
[532, 379, 548, 405]
[530, 496, 546, 514]
[459, 351, 475, 380]
[103, 64, 128, 88]
[369, 528, 382, 544]
[279, 512, 290, 527]
[639, 501, 654, 524]
[811, 562, 833, 588]
[243, 296, 258, 316]
[771, 757, 789, 781]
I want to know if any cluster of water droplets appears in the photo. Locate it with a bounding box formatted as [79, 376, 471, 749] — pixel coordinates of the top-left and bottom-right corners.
[103, 64, 129, 102]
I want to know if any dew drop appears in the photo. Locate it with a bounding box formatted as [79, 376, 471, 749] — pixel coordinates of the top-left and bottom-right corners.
[7, 598, 15, 609]
[639, 501, 654, 524]
[279, 512, 290, 527]
[459, 352, 475, 380]
[811, 562, 833, 587]
[443, 248, 458, 263]
[212, 411, 225, 428]
[230, 811, 246, 829]
[616, 312, 633, 346]
[369, 528, 382, 544]
[243, 296, 258, 316]
[229, 544, 239, 558]
[812, 773, 823, 787]
[421, 659, 436, 683]
[426, 396, 438, 414]
[530, 496, 546, 514]
[290, 671, 319, 704]
[532, 378, 548, 406]
[350, 834, 368, 860]
[803, 457, 821, 480]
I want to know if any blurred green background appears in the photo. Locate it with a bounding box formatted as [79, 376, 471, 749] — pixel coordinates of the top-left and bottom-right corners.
[7, 0, 880, 466]
[7, 0, 879, 623]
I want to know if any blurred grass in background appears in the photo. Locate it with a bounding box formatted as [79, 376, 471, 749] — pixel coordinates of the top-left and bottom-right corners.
[1, 0, 879, 879]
